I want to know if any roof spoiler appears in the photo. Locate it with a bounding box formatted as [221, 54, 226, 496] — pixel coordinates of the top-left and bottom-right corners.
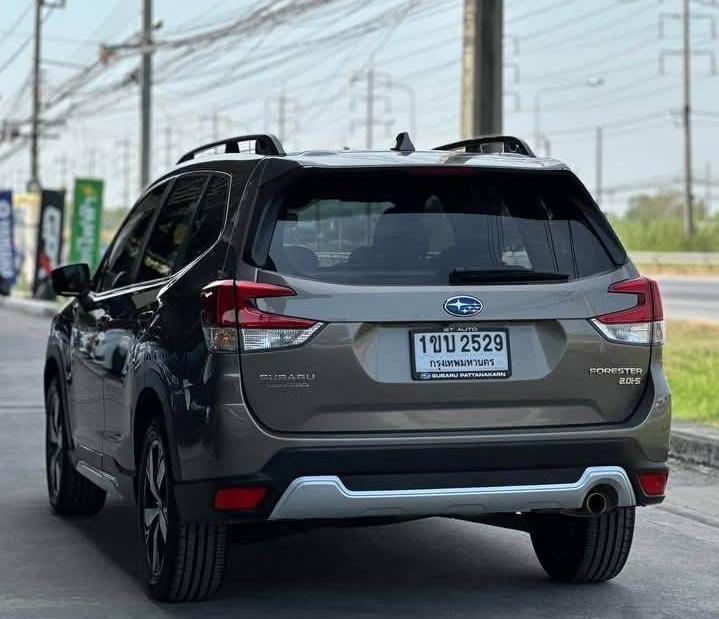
[177, 134, 285, 164]
[434, 135, 535, 157]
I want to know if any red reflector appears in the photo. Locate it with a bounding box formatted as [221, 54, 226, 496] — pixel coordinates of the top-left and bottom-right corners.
[214, 487, 268, 511]
[638, 472, 668, 497]
[596, 277, 663, 324]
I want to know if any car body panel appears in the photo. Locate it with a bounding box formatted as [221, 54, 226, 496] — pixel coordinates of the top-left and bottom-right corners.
[98, 281, 163, 473]
[65, 300, 106, 465]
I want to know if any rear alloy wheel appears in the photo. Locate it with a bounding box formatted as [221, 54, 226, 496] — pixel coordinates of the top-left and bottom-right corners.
[138, 420, 228, 602]
[45, 378, 106, 515]
[142, 438, 169, 578]
[529, 507, 635, 583]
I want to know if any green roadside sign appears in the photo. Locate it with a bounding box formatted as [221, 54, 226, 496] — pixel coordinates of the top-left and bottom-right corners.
[69, 178, 103, 271]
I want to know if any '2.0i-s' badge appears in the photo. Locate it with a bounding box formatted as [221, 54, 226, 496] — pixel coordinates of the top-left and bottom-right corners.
[443, 296, 484, 317]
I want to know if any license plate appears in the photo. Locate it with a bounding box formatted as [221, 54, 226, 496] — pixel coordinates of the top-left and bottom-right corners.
[410, 328, 511, 381]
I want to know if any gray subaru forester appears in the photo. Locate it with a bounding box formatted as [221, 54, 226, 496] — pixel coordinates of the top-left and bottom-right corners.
[45, 134, 670, 602]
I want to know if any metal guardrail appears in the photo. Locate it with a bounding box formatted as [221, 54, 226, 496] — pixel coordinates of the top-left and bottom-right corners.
[630, 251, 719, 266]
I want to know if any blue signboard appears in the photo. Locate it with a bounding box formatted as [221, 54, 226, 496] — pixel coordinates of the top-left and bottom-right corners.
[0, 190, 16, 286]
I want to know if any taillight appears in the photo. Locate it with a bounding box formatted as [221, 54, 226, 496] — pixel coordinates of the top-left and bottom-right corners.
[590, 277, 665, 345]
[200, 280, 323, 352]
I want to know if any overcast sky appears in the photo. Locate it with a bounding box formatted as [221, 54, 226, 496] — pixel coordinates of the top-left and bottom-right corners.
[0, 0, 718, 214]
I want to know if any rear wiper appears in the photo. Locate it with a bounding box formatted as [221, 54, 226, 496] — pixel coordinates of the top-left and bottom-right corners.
[449, 268, 569, 285]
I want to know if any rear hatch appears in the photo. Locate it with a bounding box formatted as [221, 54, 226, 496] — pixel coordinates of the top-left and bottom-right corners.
[237, 166, 652, 434]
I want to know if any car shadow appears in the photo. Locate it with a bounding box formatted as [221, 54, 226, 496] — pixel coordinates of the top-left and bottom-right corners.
[66, 500, 638, 618]
[64, 500, 143, 579]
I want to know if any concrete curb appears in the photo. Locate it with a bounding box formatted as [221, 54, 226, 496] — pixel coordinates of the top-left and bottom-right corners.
[0, 296, 58, 319]
[670, 422, 719, 469]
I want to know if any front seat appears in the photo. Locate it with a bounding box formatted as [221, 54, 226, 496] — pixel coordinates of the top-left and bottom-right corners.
[367, 209, 429, 269]
[284, 245, 319, 273]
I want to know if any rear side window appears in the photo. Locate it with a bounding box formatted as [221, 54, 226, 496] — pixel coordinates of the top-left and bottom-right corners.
[263, 169, 618, 285]
[137, 174, 207, 282]
[177, 174, 229, 269]
[96, 183, 166, 291]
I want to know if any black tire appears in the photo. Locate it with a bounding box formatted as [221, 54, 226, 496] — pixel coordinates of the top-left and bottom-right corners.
[45, 378, 106, 516]
[529, 507, 635, 583]
[138, 419, 228, 603]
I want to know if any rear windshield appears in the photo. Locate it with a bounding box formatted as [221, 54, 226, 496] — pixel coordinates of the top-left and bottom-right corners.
[263, 168, 621, 285]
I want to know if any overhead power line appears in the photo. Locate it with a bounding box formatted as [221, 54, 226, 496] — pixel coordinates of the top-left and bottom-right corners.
[522, 0, 661, 54]
[520, 2, 625, 41]
[545, 110, 675, 137]
[507, 0, 582, 24]
[0, 2, 42, 78]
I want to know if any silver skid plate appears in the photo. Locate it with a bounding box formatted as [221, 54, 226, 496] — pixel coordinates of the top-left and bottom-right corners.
[269, 466, 636, 520]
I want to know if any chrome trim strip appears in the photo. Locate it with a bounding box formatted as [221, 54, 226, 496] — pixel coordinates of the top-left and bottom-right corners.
[269, 466, 636, 521]
[76, 460, 121, 497]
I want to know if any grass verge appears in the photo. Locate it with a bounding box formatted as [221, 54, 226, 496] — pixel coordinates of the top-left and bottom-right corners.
[665, 320, 719, 426]
[637, 264, 719, 278]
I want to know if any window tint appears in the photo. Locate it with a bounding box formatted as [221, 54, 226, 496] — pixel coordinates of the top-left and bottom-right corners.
[137, 174, 207, 282]
[265, 169, 618, 285]
[178, 174, 229, 269]
[96, 183, 165, 292]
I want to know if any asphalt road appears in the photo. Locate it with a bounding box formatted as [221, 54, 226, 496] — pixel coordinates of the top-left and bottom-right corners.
[657, 276, 719, 323]
[1, 307, 719, 618]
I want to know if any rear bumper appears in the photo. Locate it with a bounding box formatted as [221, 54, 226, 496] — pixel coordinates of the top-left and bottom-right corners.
[173, 437, 668, 523]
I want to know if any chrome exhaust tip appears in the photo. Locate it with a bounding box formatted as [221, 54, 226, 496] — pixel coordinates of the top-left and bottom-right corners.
[584, 491, 608, 515]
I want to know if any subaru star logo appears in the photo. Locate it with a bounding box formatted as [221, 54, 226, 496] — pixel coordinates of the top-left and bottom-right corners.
[443, 295, 483, 317]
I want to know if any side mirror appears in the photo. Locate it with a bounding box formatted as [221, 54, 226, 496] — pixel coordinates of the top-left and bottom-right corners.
[51, 263, 91, 297]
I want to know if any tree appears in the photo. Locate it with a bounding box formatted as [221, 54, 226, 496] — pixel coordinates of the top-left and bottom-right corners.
[625, 189, 708, 221]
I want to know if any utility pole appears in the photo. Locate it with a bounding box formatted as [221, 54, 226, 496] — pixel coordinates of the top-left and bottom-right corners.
[122, 139, 130, 208]
[595, 126, 603, 207]
[533, 78, 603, 157]
[366, 67, 375, 149]
[211, 112, 219, 141]
[389, 81, 416, 140]
[164, 126, 172, 168]
[265, 93, 298, 145]
[681, 0, 694, 238]
[659, 1, 716, 237]
[140, 0, 152, 189]
[706, 162, 712, 211]
[350, 69, 393, 148]
[201, 111, 226, 142]
[278, 94, 287, 143]
[29, 0, 43, 192]
[461, 0, 503, 138]
[116, 139, 130, 208]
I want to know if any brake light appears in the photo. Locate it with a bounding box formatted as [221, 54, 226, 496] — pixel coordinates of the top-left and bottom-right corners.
[590, 277, 665, 345]
[200, 280, 322, 352]
[214, 487, 268, 510]
[638, 471, 668, 497]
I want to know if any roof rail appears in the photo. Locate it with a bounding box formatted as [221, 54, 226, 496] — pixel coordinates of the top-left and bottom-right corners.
[434, 135, 535, 157]
[177, 134, 285, 164]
